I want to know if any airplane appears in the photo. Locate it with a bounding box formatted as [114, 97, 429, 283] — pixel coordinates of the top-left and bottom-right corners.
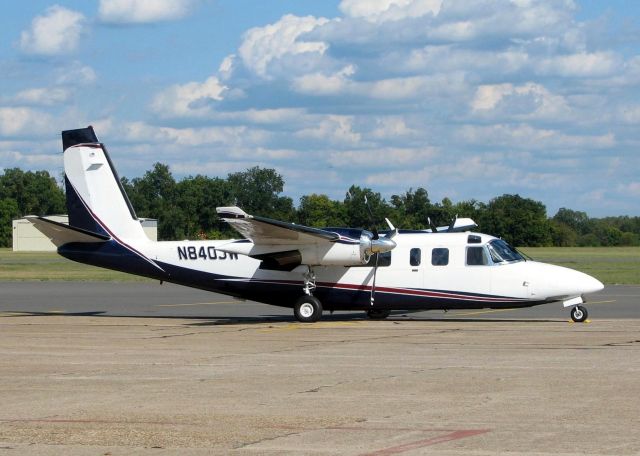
[29, 126, 604, 323]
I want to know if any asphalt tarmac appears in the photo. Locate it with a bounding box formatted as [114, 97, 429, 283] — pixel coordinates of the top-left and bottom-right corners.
[1, 282, 639, 455]
[0, 282, 637, 321]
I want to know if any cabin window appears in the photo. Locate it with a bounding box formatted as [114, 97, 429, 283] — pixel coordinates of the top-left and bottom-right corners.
[466, 246, 488, 265]
[431, 248, 449, 266]
[410, 248, 421, 266]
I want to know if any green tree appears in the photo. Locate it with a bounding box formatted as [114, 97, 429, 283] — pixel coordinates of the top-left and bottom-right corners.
[0, 198, 19, 247]
[125, 163, 181, 240]
[176, 175, 232, 238]
[0, 168, 65, 216]
[550, 220, 578, 247]
[478, 194, 552, 246]
[390, 187, 431, 229]
[553, 208, 590, 235]
[298, 194, 346, 227]
[343, 185, 389, 230]
[227, 167, 294, 220]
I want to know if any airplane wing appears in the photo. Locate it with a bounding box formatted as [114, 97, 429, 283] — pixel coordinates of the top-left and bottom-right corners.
[216, 206, 342, 245]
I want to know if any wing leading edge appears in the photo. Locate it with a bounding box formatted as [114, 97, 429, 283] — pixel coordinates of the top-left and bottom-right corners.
[216, 206, 343, 245]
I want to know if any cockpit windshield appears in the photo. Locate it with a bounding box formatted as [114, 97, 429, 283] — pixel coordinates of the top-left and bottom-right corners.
[487, 239, 524, 263]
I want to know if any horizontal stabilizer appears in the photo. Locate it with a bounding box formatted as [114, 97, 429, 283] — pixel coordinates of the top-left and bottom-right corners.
[26, 216, 111, 247]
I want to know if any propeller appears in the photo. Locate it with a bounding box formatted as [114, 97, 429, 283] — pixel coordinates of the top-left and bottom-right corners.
[362, 194, 397, 307]
[364, 195, 378, 239]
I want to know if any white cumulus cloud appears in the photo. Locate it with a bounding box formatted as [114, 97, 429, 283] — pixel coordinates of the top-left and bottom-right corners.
[14, 87, 70, 106]
[339, 0, 442, 22]
[0, 108, 53, 136]
[295, 115, 361, 145]
[55, 62, 97, 85]
[471, 82, 571, 120]
[98, 0, 195, 24]
[19, 5, 86, 56]
[151, 76, 227, 118]
[239, 14, 330, 78]
[292, 65, 356, 95]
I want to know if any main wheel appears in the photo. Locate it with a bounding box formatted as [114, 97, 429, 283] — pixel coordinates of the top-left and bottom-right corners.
[294, 295, 323, 323]
[366, 308, 391, 320]
[570, 305, 588, 323]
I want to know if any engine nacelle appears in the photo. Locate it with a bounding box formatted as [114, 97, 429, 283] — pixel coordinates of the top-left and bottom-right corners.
[299, 234, 397, 266]
[299, 242, 365, 266]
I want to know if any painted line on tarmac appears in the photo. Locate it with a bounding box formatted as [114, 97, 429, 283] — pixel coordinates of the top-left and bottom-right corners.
[587, 300, 616, 305]
[156, 301, 238, 307]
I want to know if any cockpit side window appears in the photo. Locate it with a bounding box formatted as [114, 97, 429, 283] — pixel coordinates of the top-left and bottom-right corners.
[487, 239, 524, 263]
[466, 246, 488, 265]
[431, 248, 449, 266]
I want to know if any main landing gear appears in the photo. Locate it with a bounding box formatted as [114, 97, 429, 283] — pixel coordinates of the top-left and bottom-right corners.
[294, 266, 323, 323]
[570, 305, 588, 323]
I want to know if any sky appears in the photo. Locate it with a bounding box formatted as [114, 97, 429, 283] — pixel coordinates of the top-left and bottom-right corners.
[1, 0, 639, 218]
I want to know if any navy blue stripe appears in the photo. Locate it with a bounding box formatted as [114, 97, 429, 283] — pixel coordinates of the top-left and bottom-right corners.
[65, 175, 110, 237]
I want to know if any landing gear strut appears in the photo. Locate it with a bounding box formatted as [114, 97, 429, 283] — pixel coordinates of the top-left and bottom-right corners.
[303, 266, 316, 295]
[570, 305, 588, 323]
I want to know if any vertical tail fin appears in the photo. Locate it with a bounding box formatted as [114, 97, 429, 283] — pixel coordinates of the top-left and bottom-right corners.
[62, 126, 147, 243]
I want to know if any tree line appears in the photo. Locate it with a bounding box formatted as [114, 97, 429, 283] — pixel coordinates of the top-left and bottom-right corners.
[1, 164, 639, 248]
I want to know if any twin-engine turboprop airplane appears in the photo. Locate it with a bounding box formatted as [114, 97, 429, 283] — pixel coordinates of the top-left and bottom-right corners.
[29, 127, 604, 323]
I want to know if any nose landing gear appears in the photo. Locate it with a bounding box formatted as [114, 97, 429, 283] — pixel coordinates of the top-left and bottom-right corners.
[570, 305, 588, 323]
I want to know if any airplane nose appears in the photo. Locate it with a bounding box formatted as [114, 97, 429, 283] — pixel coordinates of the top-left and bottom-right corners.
[528, 262, 604, 299]
[581, 274, 604, 294]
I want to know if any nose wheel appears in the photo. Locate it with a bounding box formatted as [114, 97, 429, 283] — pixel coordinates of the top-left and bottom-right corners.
[570, 305, 588, 323]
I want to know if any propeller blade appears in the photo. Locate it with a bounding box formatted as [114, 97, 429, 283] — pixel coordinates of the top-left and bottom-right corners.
[428, 217, 438, 232]
[364, 195, 379, 239]
[384, 218, 398, 238]
[370, 253, 380, 306]
[447, 214, 458, 232]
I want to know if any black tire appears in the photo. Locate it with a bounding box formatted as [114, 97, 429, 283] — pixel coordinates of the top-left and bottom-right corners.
[294, 295, 323, 323]
[366, 308, 391, 320]
[570, 305, 588, 323]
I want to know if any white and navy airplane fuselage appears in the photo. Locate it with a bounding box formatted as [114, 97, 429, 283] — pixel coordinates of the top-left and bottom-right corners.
[30, 127, 604, 323]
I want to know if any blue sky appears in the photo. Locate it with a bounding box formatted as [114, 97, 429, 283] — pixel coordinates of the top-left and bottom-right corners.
[1, 0, 639, 217]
